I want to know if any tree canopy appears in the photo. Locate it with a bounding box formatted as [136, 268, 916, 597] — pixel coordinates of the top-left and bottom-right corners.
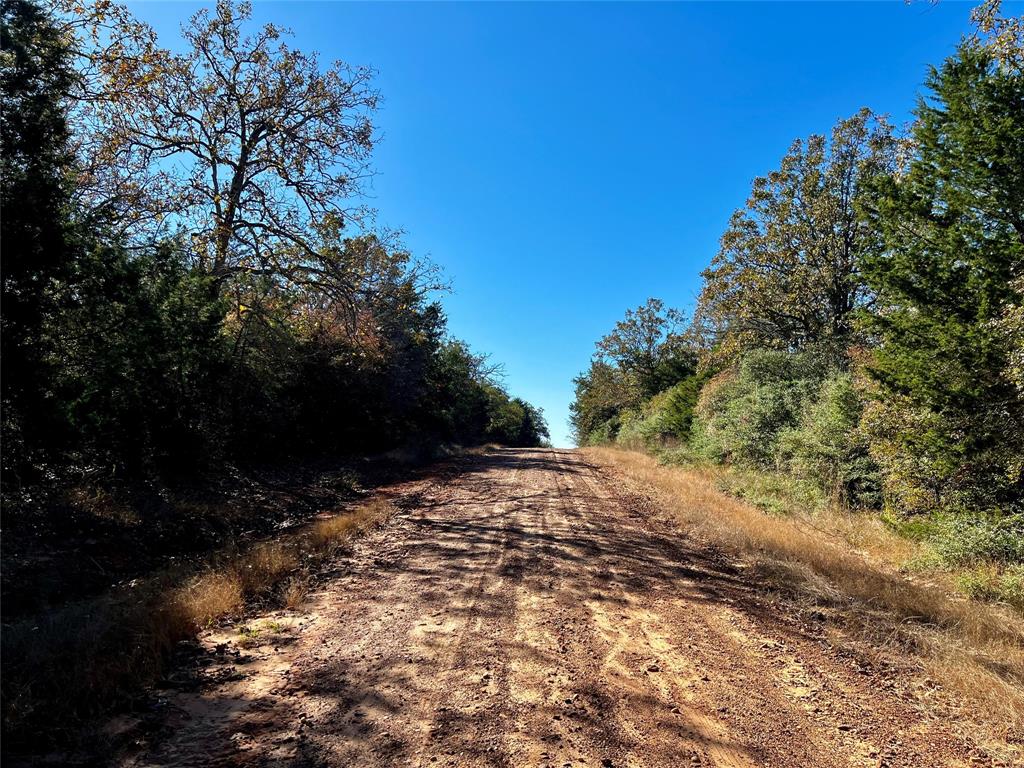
[1, 0, 547, 487]
[696, 109, 899, 362]
[860, 41, 1024, 511]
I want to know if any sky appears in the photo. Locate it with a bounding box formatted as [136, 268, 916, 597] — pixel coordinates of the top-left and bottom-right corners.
[129, 0, 994, 447]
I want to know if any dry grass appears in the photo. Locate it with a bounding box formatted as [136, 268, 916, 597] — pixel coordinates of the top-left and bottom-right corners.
[308, 496, 391, 551]
[161, 495, 393, 633]
[168, 571, 246, 629]
[2, 496, 394, 750]
[585, 447, 1024, 752]
[283, 576, 310, 609]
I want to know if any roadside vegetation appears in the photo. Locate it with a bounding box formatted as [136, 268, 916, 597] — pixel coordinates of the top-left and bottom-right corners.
[586, 447, 1024, 757]
[3, 494, 393, 749]
[571, 4, 1023, 740]
[571, 1, 1023, 612]
[0, 0, 547, 752]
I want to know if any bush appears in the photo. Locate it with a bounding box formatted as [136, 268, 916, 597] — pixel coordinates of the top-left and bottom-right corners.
[956, 564, 1024, 609]
[614, 409, 647, 450]
[931, 513, 1024, 567]
[779, 373, 881, 508]
[713, 467, 826, 517]
[585, 417, 619, 446]
[43, 242, 229, 478]
[691, 348, 831, 468]
[612, 374, 705, 451]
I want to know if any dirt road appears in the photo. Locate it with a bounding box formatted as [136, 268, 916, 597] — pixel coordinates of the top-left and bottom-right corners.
[124, 448, 989, 768]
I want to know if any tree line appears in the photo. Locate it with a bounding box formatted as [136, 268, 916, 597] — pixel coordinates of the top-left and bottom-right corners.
[1, 0, 548, 495]
[571, 2, 1022, 595]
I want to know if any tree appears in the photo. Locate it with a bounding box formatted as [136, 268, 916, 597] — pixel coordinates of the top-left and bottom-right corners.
[860, 42, 1024, 512]
[595, 298, 694, 398]
[63, 0, 380, 309]
[971, 0, 1023, 76]
[570, 298, 697, 445]
[486, 395, 549, 447]
[696, 109, 899, 362]
[569, 361, 637, 445]
[1, 0, 77, 476]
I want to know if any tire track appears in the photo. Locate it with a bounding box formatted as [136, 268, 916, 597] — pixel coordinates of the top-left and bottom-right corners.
[119, 448, 991, 768]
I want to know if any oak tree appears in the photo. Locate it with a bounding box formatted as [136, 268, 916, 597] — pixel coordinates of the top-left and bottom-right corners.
[63, 0, 380, 308]
[696, 109, 899, 362]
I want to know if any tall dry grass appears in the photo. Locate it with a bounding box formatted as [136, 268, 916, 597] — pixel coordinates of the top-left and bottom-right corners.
[2, 496, 394, 750]
[585, 447, 1024, 750]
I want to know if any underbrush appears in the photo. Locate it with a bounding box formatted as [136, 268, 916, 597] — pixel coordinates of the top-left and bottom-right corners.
[1, 496, 393, 753]
[0, 459, 365, 621]
[585, 446, 1024, 757]
[659, 445, 1023, 609]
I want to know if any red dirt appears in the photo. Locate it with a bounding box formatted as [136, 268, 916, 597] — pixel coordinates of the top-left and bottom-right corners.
[118, 448, 996, 768]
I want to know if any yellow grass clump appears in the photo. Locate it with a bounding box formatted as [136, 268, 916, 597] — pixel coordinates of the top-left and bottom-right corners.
[166, 496, 394, 631]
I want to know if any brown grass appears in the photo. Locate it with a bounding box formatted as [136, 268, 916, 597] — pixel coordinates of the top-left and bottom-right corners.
[283, 576, 310, 609]
[2, 496, 394, 751]
[169, 571, 246, 629]
[158, 495, 394, 634]
[584, 447, 1024, 753]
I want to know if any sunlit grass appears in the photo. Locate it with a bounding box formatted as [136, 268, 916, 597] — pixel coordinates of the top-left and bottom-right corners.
[2, 496, 394, 745]
[585, 446, 1024, 756]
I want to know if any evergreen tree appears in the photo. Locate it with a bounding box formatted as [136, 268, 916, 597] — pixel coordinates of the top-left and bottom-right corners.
[1, 0, 77, 478]
[861, 43, 1024, 511]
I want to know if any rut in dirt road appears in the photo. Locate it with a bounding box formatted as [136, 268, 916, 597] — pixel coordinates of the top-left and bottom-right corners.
[127, 448, 987, 768]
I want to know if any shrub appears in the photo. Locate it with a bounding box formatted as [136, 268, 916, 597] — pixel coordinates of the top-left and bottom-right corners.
[585, 416, 619, 446]
[931, 513, 1024, 567]
[612, 374, 706, 451]
[691, 349, 831, 467]
[957, 564, 1024, 609]
[713, 467, 826, 517]
[614, 409, 647, 450]
[779, 373, 882, 508]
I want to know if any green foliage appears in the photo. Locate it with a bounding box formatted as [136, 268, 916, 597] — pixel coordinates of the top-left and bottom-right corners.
[571, 299, 697, 446]
[859, 43, 1024, 515]
[584, 417, 619, 447]
[714, 468, 826, 518]
[1, 0, 77, 480]
[778, 373, 881, 508]
[930, 514, 1024, 567]
[691, 349, 831, 467]
[696, 109, 897, 363]
[594, 298, 695, 398]
[611, 375, 707, 451]
[570, 361, 636, 445]
[485, 394, 549, 447]
[646, 376, 706, 440]
[43, 242, 229, 475]
[956, 564, 1024, 609]
[0, 0, 547, 500]
[999, 276, 1024, 396]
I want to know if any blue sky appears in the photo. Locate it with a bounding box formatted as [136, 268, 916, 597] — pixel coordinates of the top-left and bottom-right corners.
[130, 1, 992, 447]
